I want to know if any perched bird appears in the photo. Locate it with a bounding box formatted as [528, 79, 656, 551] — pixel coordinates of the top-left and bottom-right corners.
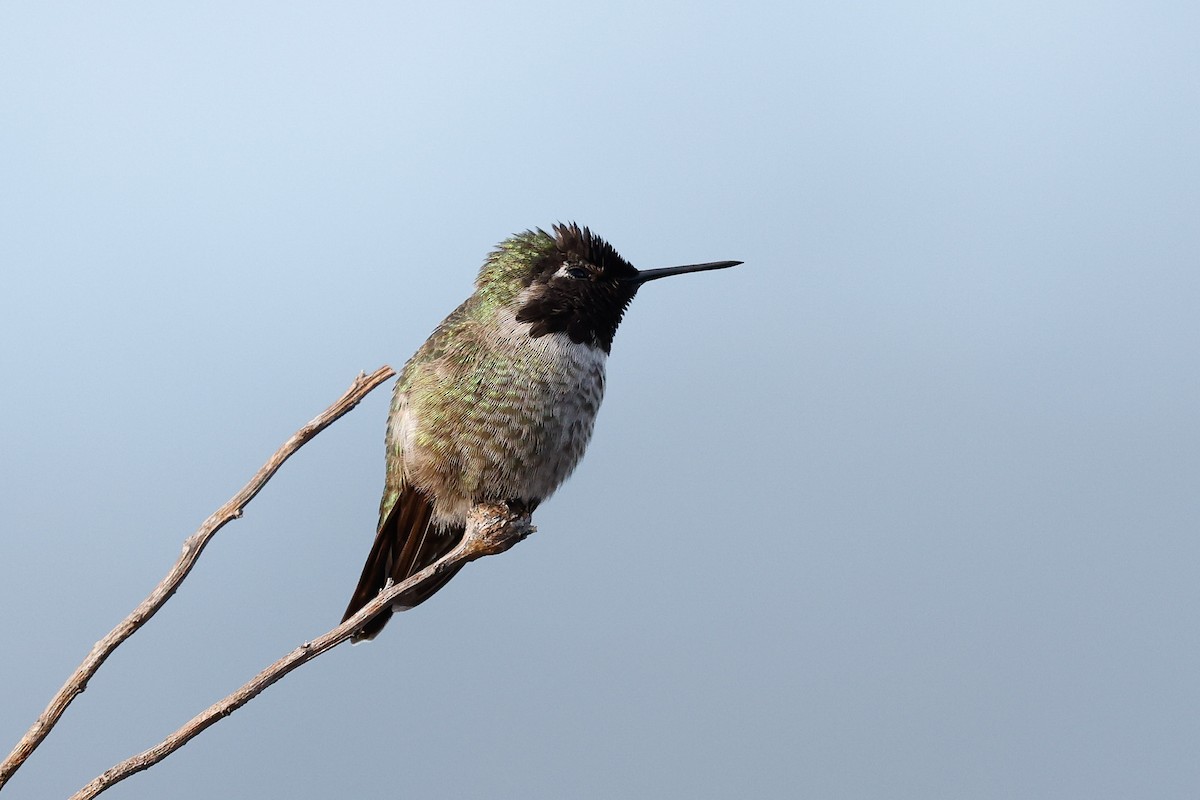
[343, 223, 740, 640]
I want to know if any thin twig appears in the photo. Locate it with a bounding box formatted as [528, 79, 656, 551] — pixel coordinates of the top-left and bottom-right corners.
[0, 366, 395, 790]
[71, 503, 534, 800]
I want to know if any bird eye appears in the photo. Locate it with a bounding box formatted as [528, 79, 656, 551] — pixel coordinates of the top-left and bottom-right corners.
[565, 266, 590, 280]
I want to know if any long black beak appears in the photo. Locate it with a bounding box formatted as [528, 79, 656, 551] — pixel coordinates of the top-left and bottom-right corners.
[624, 260, 743, 285]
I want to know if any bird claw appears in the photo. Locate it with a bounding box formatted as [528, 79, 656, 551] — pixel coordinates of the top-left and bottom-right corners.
[462, 503, 536, 559]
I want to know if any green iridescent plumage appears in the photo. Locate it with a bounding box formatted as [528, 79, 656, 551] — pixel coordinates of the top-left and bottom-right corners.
[342, 223, 740, 640]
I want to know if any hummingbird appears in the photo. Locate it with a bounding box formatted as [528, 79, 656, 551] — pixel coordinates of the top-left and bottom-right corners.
[342, 223, 740, 640]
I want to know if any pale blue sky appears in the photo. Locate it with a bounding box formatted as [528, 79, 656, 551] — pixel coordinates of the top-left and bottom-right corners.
[2, 2, 1198, 798]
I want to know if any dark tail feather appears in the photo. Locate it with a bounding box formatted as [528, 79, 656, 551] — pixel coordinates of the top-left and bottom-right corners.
[342, 488, 466, 641]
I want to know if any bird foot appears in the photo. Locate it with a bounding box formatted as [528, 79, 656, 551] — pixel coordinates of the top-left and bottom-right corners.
[461, 503, 536, 560]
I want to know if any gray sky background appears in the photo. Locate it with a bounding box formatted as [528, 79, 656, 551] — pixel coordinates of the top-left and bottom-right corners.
[2, 2, 1198, 798]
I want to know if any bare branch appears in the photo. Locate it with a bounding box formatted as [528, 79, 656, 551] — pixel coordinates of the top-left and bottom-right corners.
[0, 366, 395, 790]
[71, 503, 534, 800]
